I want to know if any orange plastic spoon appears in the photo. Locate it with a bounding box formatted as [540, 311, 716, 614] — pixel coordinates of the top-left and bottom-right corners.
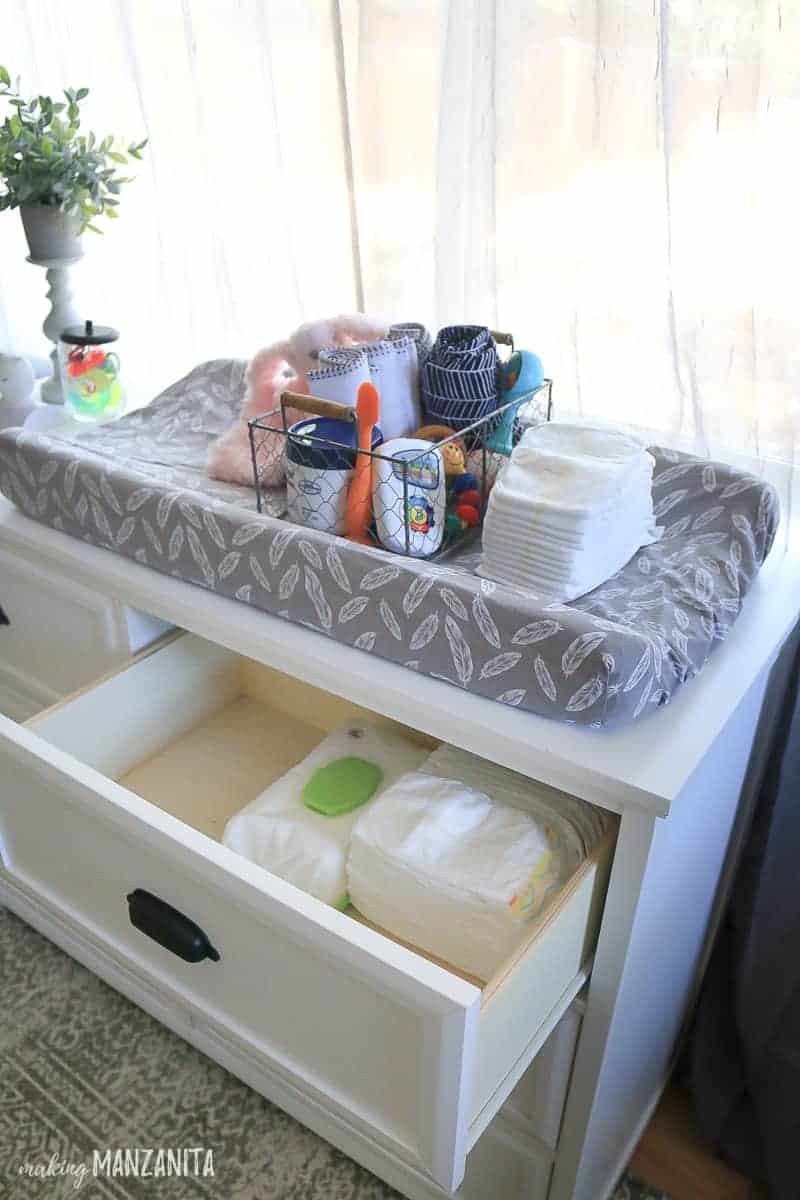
[346, 381, 380, 545]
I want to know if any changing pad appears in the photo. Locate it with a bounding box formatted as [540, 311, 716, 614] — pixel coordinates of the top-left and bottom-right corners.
[0, 359, 779, 728]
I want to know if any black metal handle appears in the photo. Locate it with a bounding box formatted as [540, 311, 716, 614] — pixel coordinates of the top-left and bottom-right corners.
[126, 889, 220, 963]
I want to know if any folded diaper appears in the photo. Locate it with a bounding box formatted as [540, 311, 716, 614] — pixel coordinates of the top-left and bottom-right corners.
[309, 323, 430, 440]
[486, 500, 659, 551]
[493, 448, 655, 523]
[516, 420, 648, 467]
[479, 421, 661, 602]
[423, 743, 609, 862]
[347, 745, 608, 980]
[481, 522, 657, 593]
[222, 722, 426, 907]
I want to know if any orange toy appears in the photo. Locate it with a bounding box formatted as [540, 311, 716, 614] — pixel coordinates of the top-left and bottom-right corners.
[67, 347, 107, 377]
[346, 381, 381, 545]
[413, 423, 467, 476]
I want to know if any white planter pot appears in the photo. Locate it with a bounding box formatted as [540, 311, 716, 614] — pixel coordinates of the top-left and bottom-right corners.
[20, 204, 83, 261]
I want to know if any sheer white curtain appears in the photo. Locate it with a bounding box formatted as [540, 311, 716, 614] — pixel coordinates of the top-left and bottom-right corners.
[0, 0, 361, 401]
[1, 0, 798, 466]
[343, 0, 800, 464]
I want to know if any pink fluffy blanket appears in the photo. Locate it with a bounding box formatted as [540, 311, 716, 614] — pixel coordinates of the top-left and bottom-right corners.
[207, 313, 388, 488]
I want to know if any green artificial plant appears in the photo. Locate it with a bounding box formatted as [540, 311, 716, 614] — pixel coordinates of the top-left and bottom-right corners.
[0, 66, 146, 232]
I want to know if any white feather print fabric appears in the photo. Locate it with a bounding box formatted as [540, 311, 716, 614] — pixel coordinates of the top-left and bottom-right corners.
[0, 360, 779, 729]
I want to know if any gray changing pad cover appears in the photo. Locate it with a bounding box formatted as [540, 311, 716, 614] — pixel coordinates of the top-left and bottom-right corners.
[0, 359, 779, 728]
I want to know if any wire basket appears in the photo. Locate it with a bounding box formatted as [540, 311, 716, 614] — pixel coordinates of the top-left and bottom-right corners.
[249, 364, 552, 561]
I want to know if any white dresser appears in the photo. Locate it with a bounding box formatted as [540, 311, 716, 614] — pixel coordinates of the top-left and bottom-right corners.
[1, 485, 798, 1200]
[0, 499, 170, 720]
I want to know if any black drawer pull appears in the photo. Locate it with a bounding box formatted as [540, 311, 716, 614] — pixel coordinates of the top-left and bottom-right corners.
[126, 889, 220, 963]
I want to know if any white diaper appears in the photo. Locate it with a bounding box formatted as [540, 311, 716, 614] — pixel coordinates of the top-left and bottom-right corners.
[223, 722, 426, 907]
[347, 773, 565, 980]
[347, 746, 608, 980]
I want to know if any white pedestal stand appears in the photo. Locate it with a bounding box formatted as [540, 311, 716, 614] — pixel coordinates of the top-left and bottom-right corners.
[26, 254, 83, 405]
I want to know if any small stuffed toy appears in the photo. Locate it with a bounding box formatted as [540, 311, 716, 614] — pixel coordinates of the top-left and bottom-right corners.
[207, 314, 388, 488]
[413, 424, 467, 476]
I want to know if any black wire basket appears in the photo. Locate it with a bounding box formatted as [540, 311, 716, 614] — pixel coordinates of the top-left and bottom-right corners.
[248, 367, 552, 561]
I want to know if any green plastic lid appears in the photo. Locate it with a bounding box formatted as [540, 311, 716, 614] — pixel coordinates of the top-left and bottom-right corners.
[302, 756, 383, 817]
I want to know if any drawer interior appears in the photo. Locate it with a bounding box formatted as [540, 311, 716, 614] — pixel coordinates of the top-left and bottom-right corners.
[117, 659, 434, 845]
[14, 632, 616, 1174]
[28, 633, 614, 996]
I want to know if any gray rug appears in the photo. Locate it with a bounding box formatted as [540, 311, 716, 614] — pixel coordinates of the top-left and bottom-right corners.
[0, 908, 668, 1199]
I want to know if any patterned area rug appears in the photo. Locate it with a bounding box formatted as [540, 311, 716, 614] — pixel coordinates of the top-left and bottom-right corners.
[0, 908, 669, 1199]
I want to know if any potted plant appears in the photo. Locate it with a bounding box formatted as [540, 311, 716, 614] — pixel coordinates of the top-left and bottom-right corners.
[0, 66, 146, 261]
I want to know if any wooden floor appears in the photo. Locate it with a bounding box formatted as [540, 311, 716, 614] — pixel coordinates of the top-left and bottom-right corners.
[629, 1086, 766, 1200]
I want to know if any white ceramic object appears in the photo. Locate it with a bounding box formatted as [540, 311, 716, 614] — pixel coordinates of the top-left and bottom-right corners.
[20, 204, 83, 261]
[0, 354, 35, 429]
[372, 436, 445, 556]
[26, 255, 83, 405]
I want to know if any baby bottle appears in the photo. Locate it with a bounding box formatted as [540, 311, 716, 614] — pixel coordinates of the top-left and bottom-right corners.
[59, 320, 124, 421]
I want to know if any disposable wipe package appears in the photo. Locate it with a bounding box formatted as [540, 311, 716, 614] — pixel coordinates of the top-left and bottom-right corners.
[222, 721, 426, 907]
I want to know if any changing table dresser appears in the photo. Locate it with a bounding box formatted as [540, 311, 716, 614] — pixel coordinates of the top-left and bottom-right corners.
[1, 472, 799, 1200]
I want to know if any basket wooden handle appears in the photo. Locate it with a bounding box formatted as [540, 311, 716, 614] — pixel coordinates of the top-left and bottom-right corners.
[489, 330, 515, 350]
[280, 391, 357, 427]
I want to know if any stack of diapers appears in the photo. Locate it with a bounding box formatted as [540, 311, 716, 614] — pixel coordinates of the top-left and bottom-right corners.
[222, 722, 426, 909]
[424, 744, 609, 867]
[478, 422, 661, 601]
[308, 323, 432, 440]
[346, 744, 609, 980]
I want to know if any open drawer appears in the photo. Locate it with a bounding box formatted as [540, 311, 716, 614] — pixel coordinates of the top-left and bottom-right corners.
[0, 633, 614, 1193]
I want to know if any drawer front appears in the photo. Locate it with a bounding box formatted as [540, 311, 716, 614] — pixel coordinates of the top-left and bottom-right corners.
[504, 1002, 582, 1149]
[0, 633, 612, 1193]
[0, 716, 479, 1192]
[460, 1117, 551, 1200]
[0, 545, 128, 712]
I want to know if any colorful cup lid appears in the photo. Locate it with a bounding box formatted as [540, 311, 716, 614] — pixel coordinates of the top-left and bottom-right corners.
[61, 319, 119, 346]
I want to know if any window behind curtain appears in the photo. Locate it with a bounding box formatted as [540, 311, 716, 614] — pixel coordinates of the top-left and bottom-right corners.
[1, 0, 797, 475]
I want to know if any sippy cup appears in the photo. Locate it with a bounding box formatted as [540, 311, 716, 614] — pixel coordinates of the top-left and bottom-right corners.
[59, 320, 124, 421]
